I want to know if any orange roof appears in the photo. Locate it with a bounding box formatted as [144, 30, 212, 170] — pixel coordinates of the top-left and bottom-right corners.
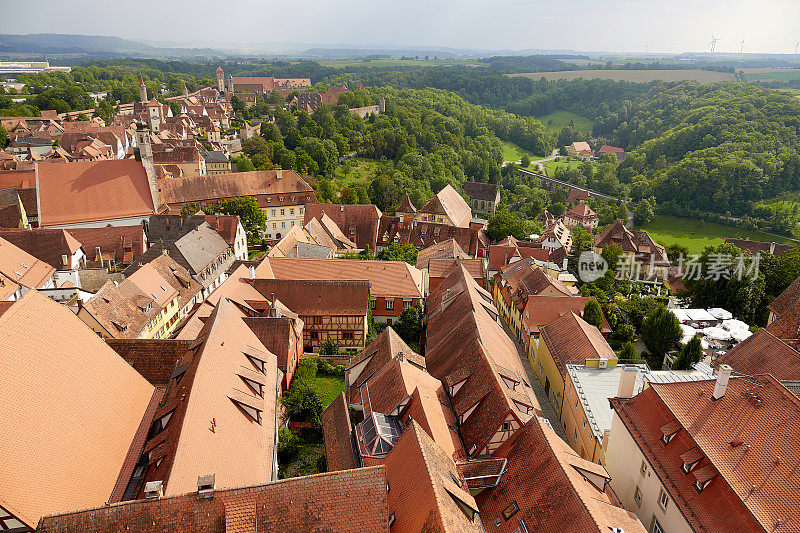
[135, 298, 280, 498]
[0, 235, 55, 289]
[476, 417, 646, 532]
[265, 257, 423, 300]
[346, 326, 425, 405]
[158, 169, 314, 206]
[428, 257, 483, 280]
[563, 202, 598, 222]
[321, 392, 357, 472]
[0, 290, 155, 530]
[419, 185, 472, 228]
[381, 421, 482, 532]
[39, 466, 389, 533]
[303, 204, 381, 250]
[539, 311, 616, 377]
[415, 238, 469, 270]
[611, 375, 800, 532]
[0, 169, 35, 189]
[250, 278, 369, 316]
[426, 265, 540, 456]
[714, 329, 800, 381]
[36, 160, 156, 226]
[523, 295, 609, 336]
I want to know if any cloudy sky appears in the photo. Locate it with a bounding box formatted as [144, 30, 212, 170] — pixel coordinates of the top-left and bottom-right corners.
[2, 0, 799, 54]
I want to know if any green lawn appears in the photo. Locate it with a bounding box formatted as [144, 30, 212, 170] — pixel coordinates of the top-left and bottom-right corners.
[544, 157, 584, 176]
[638, 215, 795, 254]
[536, 110, 594, 134]
[500, 140, 540, 163]
[331, 158, 386, 191]
[313, 374, 346, 408]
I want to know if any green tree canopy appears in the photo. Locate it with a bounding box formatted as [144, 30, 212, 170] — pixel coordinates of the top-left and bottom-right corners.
[582, 299, 604, 330]
[640, 305, 682, 368]
[673, 334, 703, 370]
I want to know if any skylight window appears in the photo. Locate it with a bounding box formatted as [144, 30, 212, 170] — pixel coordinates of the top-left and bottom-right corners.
[360, 412, 404, 456]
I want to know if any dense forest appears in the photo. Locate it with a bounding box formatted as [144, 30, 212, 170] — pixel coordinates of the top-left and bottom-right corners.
[599, 82, 800, 220]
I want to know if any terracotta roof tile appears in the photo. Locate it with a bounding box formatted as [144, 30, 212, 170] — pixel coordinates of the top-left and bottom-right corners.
[265, 257, 423, 300]
[39, 466, 389, 533]
[725, 238, 795, 257]
[415, 238, 469, 270]
[321, 392, 357, 471]
[768, 275, 800, 317]
[250, 278, 368, 316]
[539, 311, 616, 378]
[419, 185, 472, 228]
[428, 257, 483, 281]
[0, 228, 82, 269]
[476, 417, 645, 532]
[36, 160, 156, 226]
[378, 216, 480, 256]
[106, 339, 194, 387]
[714, 328, 800, 380]
[395, 192, 417, 213]
[610, 375, 800, 532]
[66, 225, 146, 268]
[0, 235, 55, 289]
[303, 204, 381, 250]
[462, 181, 499, 202]
[522, 295, 610, 336]
[0, 290, 155, 530]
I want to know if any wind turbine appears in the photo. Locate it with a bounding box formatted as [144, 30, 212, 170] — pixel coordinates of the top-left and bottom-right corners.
[795, 41, 800, 57]
[739, 38, 745, 55]
[709, 35, 720, 53]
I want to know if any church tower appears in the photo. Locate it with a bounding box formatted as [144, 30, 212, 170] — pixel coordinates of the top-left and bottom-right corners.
[216, 66, 225, 93]
[182, 81, 188, 97]
[138, 74, 147, 102]
[135, 121, 161, 211]
[228, 74, 234, 93]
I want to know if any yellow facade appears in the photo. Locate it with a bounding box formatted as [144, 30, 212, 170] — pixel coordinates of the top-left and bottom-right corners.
[561, 375, 607, 464]
[529, 340, 566, 416]
[418, 213, 452, 225]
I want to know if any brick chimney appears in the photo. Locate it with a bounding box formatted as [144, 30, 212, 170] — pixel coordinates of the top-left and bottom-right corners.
[712, 364, 733, 400]
[616, 365, 638, 399]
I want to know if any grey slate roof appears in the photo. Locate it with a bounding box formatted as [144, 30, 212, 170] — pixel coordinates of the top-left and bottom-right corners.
[201, 150, 229, 164]
[288, 241, 334, 259]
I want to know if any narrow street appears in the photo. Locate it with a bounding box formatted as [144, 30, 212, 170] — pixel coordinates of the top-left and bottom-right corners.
[499, 318, 568, 441]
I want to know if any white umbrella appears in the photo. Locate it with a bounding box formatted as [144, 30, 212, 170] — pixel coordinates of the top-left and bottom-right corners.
[703, 327, 733, 341]
[722, 319, 750, 333]
[708, 308, 733, 320]
[729, 329, 753, 342]
[680, 324, 697, 337]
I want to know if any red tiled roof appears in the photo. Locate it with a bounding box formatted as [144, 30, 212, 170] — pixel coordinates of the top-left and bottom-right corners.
[265, 256, 423, 300]
[303, 204, 381, 250]
[539, 311, 616, 378]
[321, 392, 357, 472]
[767, 275, 800, 317]
[250, 277, 369, 316]
[380, 421, 482, 532]
[567, 188, 590, 202]
[476, 417, 646, 532]
[0, 290, 155, 530]
[378, 216, 480, 257]
[563, 202, 598, 223]
[159, 170, 315, 208]
[106, 339, 193, 387]
[39, 466, 389, 533]
[714, 328, 800, 381]
[610, 375, 800, 532]
[462, 181, 499, 202]
[36, 160, 156, 226]
[204, 215, 241, 246]
[725, 238, 795, 257]
[66, 225, 146, 268]
[766, 300, 800, 343]
[426, 265, 540, 456]
[395, 192, 417, 213]
[523, 295, 609, 336]
[415, 238, 469, 270]
[419, 185, 472, 228]
[0, 235, 55, 289]
[0, 228, 82, 269]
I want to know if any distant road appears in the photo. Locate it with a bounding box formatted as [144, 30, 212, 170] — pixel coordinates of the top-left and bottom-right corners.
[507, 69, 736, 83]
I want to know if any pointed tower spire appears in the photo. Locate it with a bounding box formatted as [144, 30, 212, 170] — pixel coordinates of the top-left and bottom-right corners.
[138, 74, 147, 103]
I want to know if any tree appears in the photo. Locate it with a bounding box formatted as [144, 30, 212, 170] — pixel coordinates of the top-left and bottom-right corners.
[282, 386, 323, 427]
[377, 243, 417, 264]
[601, 242, 623, 271]
[395, 304, 423, 345]
[673, 334, 703, 370]
[665, 243, 689, 264]
[520, 154, 531, 168]
[316, 178, 337, 203]
[319, 339, 339, 355]
[0, 124, 7, 149]
[549, 202, 566, 217]
[231, 95, 245, 114]
[640, 305, 682, 368]
[616, 202, 629, 221]
[232, 155, 255, 172]
[582, 299, 604, 330]
[76, 113, 90, 121]
[567, 224, 595, 272]
[168, 101, 181, 117]
[277, 427, 300, 464]
[486, 210, 538, 242]
[618, 341, 637, 360]
[218, 197, 266, 244]
[633, 198, 655, 226]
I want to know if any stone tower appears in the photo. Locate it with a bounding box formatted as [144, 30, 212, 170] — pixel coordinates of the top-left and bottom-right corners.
[216, 66, 225, 93]
[182, 81, 188, 97]
[379, 97, 386, 114]
[135, 121, 161, 211]
[228, 74, 234, 94]
[138, 75, 147, 103]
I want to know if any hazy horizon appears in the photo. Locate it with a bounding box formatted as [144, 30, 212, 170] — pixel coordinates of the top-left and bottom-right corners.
[1, 0, 799, 56]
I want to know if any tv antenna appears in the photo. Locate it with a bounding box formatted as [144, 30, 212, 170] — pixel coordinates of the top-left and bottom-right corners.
[709, 35, 720, 53]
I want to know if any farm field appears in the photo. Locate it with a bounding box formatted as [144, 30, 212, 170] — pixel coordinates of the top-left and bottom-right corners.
[537, 110, 594, 134]
[544, 157, 584, 176]
[319, 58, 487, 68]
[638, 215, 794, 254]
[508, 69, 736, 83]
[741, 68, 800, 82]
[500, 140, 542, 163]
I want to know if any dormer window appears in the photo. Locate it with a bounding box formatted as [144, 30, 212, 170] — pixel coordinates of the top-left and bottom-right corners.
[501, 501, 519, 521]
[681, 447, 704, 474]
[660, 420, 680, 445]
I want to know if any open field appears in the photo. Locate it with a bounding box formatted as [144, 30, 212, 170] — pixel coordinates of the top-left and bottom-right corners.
[508, 69, 736, 83]
[319, 58, 488, 68]
[537, 110, 594, 134]
[638, 215, 794, 254]
[741, 68, 800, 82]
[544, 157, 584, 176]
[501, 140, 539, 163]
